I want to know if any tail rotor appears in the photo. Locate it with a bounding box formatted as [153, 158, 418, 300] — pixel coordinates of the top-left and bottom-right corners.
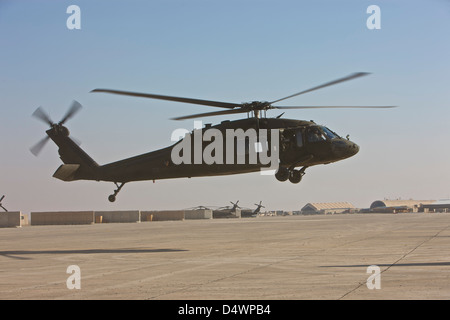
[30, 101, 82, 156]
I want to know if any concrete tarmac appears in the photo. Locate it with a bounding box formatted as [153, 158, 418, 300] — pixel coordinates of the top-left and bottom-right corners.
[1, 213, 450, 300]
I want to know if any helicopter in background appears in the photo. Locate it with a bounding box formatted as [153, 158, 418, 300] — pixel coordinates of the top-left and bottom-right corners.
[0, 195, 8, 212]
[253, 201, 265, 215]
[30, 72, 395, 202]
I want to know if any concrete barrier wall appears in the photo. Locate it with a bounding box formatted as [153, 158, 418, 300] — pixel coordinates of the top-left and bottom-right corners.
[94, 211, 140, 223]
[185, 209, 212, 220]
[31, 211, 94, 225]
[24, 209, 213, 225]
[141, 211, 184, 222]
[21, 214, 29, 226]
[0, 212, 25, 228]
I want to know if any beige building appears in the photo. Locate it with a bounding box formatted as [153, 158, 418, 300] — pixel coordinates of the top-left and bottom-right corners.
[301, 202, 355, 215]
[370, 200, 435, 213]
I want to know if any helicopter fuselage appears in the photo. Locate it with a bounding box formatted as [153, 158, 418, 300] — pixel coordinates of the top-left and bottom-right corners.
[49, 117, 359, 186]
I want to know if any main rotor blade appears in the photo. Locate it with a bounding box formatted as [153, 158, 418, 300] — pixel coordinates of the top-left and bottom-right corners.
[32, 107, 53, 126]
[0, 195, 4, 202]
[30, 136, 50, 156]
[59, 100, 82, 125]
[273, 105, 397, 109]
[171, 108, 248, 121]
[270, 72, 371, 104]
[91, 89, 241, 109]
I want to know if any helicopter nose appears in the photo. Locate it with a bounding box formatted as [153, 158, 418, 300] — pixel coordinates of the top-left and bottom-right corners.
[332, 139, 359, 159]
[349, 141, 359, 156]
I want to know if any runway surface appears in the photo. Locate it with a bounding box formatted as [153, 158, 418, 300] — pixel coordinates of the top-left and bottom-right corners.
[1, 213, 450, 300]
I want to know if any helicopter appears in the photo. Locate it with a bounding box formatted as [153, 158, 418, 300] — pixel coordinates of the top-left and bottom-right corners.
[236, 201, 265, 218]
[253, 201, 265, 215]
[30, 72, 395, 202]
[216, 200, 241, 214]
[0, 195, 8, 212]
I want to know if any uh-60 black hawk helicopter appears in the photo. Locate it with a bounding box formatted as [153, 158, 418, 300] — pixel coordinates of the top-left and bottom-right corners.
[30, 72, 395, 202]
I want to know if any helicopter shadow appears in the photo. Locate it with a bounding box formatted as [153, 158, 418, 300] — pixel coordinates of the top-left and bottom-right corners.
[0, 248, 188, 260]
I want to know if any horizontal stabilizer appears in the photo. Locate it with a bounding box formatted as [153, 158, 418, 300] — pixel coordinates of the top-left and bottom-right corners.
[53, 164, 80, 181]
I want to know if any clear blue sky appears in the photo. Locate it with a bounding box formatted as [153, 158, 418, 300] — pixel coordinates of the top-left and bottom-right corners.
[1, 0, 449, 213]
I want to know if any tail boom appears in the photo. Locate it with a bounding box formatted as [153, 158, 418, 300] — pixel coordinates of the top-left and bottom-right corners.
[47, 128, 99, 181]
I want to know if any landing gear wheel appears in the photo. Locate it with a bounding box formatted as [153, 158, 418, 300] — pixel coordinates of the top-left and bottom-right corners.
[108, 182, 125, 202]
[275, 167, 289, 182]
[289, 170, 302, 184]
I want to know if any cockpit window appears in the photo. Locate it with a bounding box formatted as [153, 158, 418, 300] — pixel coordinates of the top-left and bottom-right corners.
[307, 127, 326, 143]
[321, 126, 338, 139]
[306, 126, 340, 143]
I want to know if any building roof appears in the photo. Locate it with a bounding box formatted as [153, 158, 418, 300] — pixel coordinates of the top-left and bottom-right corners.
[431, 199, 450, 205]
[422, 199, 450, 207]
[370, 200, 435, 209]
[302, 202, 355, 211]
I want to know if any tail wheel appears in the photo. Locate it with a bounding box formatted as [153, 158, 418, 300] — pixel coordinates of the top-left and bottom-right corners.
[108, 182, 125, 202]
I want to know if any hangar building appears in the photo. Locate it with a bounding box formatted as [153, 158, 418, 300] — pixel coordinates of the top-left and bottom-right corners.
[420, 200, 450, 213]
[369, 200, 435, 213]
[301, 202, 355, 215]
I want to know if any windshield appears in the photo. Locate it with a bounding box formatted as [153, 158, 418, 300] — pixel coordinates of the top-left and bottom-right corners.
[307, 127, 326, 142]
[306, 126, 339, 143]
[320, 126, 339, 139]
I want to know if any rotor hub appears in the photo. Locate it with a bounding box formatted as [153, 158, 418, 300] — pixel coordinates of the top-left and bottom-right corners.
[47, 124, 70, 138]
[242, 101, 271, 111]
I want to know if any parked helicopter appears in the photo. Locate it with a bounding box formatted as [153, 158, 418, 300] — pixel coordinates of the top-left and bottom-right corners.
[30, 72, 395, 202]
[253, 201, 265, 215]
[238, 201, 265, 218]
[0, 195, 8, 212]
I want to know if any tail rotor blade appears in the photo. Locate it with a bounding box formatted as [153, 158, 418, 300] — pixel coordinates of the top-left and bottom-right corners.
[32, 107, 53, 126]
[30, 136, 50, 156]
[59, 100, 82, 125]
